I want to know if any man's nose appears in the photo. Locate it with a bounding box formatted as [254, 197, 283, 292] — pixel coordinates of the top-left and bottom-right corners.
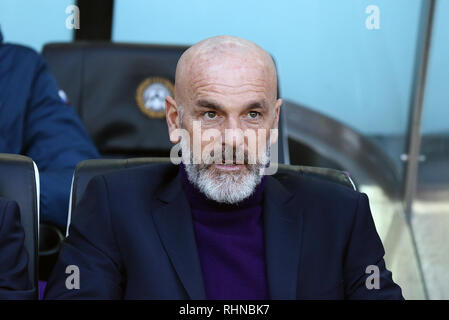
[223, 117, 244, 147]
[225, 115, 242, 130]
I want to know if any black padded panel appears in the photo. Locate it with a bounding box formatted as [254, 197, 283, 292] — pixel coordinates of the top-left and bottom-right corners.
[70, 158, 356, 223]
[0, 154, 38, 295]
[42, 42, 187, 157]
[42, 42, 288, 163]
[42, 44, 84, 114]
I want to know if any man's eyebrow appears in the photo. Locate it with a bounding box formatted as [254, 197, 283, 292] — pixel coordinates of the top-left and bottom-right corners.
[195, 99, 224, 111]
[195, 99, 268, 112]
[244, 101, 268, 111]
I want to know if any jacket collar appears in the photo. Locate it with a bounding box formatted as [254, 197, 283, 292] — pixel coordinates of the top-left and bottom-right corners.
[152, 169, 207, 299]
[152, 167, 304, 299]
[263, 174, 303, 299]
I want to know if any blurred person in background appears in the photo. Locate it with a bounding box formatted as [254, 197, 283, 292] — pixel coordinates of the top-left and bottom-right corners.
[0, 28, 100, 228]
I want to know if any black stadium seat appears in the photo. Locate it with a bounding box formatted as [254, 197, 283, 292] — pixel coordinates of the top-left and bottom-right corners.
[66, 158, 356, 235]
[0, 153, 39, 298]
[42, 42, 289, 164]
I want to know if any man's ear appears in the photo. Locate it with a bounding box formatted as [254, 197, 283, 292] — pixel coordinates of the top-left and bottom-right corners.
[270, 98, 282, 145]
[274, 98, 282, 127]
[165, 96, 181, 144]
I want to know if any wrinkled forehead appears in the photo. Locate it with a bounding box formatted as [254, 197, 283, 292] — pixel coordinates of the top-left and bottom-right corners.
[190, 52, 270, 89]
[195, 40, 266, 64]
[176, 40, 277, 102]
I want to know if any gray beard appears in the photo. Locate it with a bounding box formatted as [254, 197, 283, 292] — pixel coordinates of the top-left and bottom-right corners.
[183, 162, 264, 204]
[182, 145, 270, 204]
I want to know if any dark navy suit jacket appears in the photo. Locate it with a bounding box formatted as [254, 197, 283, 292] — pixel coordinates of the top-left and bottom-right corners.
[0, 197, 34, 299]
[0, 30, 99, 227]
[45, 163, 403, 299]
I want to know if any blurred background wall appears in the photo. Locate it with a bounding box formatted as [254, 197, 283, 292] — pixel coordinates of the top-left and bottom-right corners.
[2, 0, 447, 136]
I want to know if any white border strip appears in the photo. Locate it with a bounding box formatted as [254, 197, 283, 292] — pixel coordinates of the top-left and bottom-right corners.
[32, 162, 40, 240]
[66, 174, 75, 237]
[347, 175, 357, 191]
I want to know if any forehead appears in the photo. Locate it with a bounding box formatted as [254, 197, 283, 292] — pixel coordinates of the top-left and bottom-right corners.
[188, 55, 272, 103]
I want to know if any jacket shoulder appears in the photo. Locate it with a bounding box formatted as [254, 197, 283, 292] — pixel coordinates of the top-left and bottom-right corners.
[0, 43, 41, 64]
[276, 167, 358, 194]
[101, 162, 176, 180]
[98, 162, 178, 196]
[271, 169, 371, 248]
[272, 168, 363, 212]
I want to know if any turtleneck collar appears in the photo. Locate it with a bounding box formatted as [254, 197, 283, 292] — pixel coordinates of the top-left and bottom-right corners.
[180, 163, 269, 299]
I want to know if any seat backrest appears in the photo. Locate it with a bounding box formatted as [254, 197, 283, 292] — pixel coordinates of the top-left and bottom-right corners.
[0, 153, 39, 296]
[67, 158, 356, 235]
[42, 42, 289, 163]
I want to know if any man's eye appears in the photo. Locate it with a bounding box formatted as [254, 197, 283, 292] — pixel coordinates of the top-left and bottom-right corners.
[247, 111, 260, 119]
[204, 111, 217, 119]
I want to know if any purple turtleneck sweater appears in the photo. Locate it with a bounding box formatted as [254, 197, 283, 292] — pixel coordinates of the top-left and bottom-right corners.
[180, 165, 269, 300]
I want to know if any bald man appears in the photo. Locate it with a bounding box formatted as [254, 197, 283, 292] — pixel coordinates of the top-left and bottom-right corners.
[45, 36, 403, 300]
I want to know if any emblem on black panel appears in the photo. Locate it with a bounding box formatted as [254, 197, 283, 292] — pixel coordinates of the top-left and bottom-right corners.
[136, 77, 174, 119]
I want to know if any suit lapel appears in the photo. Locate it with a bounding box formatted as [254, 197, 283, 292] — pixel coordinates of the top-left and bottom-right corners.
[150, 168, 304, 300]
[263, 175, 304, 299]
[151, 170, 206, 300]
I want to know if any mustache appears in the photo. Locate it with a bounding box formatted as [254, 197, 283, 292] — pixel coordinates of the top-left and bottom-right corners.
[202, 147, 250, 164]
[179, 139, 270, 166]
